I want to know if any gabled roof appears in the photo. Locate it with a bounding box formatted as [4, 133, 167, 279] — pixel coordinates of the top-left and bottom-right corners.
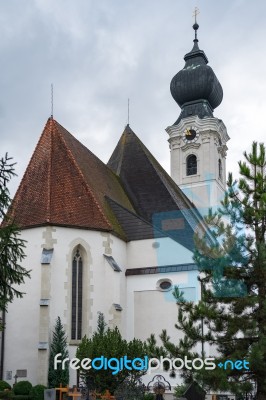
[11, 118, 134, 237]
[106, 197, 166, 242]
[11, 118, 204, 247]
[108, 124, 203, 250]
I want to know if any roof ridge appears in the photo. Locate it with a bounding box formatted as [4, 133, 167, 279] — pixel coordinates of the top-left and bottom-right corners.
[53, 120, 112, 229]
[134, 134, 205, 231]
[54, 119, 110, 169]
[47, 120, 53, 223]
[11, 118, 52, 222]
[53, 119, 127, 195]
[109, 129, 208, 239]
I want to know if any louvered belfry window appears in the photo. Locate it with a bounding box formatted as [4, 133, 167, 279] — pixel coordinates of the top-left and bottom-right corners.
[186, 154, 197, 176]
[218, 159, 222, 179]
[71, 248, 83, 340]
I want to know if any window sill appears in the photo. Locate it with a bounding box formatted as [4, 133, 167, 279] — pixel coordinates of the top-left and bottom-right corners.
[185, 174, 200, 178]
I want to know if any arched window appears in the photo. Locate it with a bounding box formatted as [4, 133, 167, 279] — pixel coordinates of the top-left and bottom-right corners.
[218, 159, 222, 179]
[186, 154, 197, 176]
[71, 248, 83, 340]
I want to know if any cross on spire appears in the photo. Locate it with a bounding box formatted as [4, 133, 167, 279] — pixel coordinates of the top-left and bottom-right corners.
[193, 6, 200, 24]
[192, 7, 200, 41]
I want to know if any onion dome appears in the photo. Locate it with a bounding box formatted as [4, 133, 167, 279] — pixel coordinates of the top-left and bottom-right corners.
[170, 23, 223, 125]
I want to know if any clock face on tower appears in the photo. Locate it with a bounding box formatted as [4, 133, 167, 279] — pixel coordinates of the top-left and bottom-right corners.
[183, 126, 200, 143]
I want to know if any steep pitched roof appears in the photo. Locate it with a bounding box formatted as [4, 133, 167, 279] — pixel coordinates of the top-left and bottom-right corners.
[11, 118, 134, 237]
[108, 124, 204, 250]
[11, 118, 205, 247]
[106, 197, 166, 242]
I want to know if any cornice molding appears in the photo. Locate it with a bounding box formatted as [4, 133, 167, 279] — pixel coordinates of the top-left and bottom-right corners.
[166, 115, 230, 144]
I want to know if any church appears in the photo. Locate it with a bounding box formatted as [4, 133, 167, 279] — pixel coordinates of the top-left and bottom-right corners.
[1, 20, 229, 388]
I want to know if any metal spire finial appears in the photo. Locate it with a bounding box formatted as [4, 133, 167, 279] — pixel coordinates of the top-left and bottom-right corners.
[51, 83, 54, 119]
[193, 7, 200, 24]
[192, 7, 200, 41]
[127, 98, 130, 126]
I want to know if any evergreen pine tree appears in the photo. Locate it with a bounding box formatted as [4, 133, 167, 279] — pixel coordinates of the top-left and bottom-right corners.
[158, 142, 266, 398]
[76, 313, 148, 394]
[48, 317, 69, 388]
[96, 311, 107, 335]
[0, 153, 30, 314]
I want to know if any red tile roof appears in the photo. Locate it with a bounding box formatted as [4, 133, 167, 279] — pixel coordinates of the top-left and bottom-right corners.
[10, 119, 205, 246]
[11, 118, 135, 236]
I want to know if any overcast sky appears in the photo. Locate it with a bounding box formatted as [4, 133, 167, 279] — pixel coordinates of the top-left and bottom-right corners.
[1, 0, 266, 196]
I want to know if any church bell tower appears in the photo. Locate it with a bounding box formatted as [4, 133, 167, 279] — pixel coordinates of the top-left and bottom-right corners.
[166, 19, 230, 214]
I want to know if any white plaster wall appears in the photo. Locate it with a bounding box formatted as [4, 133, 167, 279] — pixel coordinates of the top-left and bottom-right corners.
[126, 269, 199, 341]
[4, 225, 198, 388]
[175, 132, 226, 211]
[4, 228, 45, 385]
[47, 228, 126, 337]
[4, 226, 127, 387]
[126, 237, 193, 269]
[47, 227, 128, 386]
[167, 116, 229, 212]
[125, 237, 195, 340]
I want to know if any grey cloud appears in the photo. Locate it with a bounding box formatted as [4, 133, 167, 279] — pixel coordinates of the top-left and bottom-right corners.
[0, 0, 266, 195]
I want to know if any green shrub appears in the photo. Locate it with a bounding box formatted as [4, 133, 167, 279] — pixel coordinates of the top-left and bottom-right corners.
[30, 385, 46, 400]
[10, 396, 32, 400]
[0, 382, 11, 392]
[143, 394, 154, 400]
[174, 384, 188, 399]
[13, 382, 32, 396]
[0, 390, 12, 400]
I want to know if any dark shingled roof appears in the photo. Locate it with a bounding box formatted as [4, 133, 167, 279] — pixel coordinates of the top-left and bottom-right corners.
[106, 197, 166, 242]
[11, 119, 204, 247]
[108, 124, 203, 250]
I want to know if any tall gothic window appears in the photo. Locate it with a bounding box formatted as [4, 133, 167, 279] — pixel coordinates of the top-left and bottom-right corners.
[186, 154, 197, 176]
[71, 248, 83, 340]
[218, 159, 222, 179]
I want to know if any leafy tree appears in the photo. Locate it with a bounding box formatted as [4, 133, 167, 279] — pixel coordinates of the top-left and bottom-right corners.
[48, 317, 69, 387]
[157, 142, 266, 398]
[0, 154, 30, 317]
[76, 313, 148, 395]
